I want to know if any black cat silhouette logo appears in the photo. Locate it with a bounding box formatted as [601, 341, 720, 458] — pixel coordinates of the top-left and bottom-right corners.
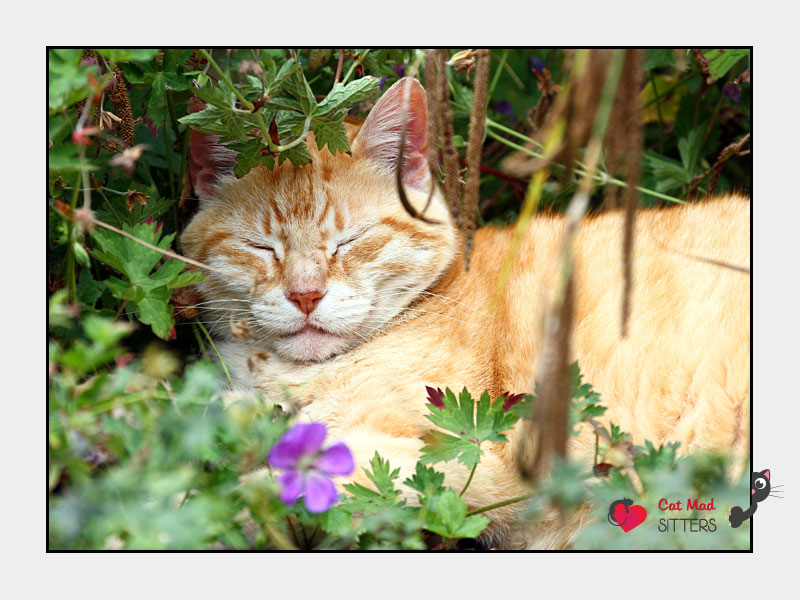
[728, 469, 782, 528]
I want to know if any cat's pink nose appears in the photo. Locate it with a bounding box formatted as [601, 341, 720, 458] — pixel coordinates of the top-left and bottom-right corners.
[288, 290, 325, 315]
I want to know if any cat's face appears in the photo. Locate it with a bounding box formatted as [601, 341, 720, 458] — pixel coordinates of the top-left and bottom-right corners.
[751, 469, 771, 502]
[181, 78, 457, 362]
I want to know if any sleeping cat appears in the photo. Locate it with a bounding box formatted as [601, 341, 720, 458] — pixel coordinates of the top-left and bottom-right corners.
[181, 77, 750, 549]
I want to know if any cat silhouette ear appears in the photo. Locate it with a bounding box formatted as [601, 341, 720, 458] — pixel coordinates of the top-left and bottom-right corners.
[763, 469, 770, 480]
[352, 77, 429, 188]
[187, 96, 237, 199]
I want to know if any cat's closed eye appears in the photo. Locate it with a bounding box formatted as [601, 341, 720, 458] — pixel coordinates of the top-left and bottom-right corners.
[333, 230, 367, 256]
[245, 240, 277, 257]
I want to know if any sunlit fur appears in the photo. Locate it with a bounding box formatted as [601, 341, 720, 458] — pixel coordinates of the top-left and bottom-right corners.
[181, 79, 750, 549]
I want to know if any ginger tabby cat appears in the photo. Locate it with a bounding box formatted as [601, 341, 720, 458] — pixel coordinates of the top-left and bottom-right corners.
[181, 78, 750, 549]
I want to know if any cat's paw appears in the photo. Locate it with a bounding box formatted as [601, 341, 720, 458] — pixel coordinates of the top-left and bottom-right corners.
[728, 506, 745, 528]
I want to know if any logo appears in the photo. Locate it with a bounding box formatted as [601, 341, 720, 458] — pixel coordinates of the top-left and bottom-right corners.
[729, 468, 780, 528]
[607, 498, 648, 532]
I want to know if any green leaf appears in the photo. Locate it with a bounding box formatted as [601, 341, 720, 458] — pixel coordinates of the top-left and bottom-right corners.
[83, 315, 134, 347]
[308, 49, 333, 71]
[568, 361, 607, 433]
[169, 270, 207, 290]
[424, 489, 490, 539]
[147, 71, 192, 125]
[48, 144, 98, 174]
[506, 393, 536, 420]
[319, 505, 350, 534]
[677, 128, 704, 175]
[341, 453, 403, 514]
[704, 49, 749, 82]
[265, 96, 303, 113]
[277, 143, 312, 168]
[259, 58, 299, 97]
[403, 462, 446, 503]
[77, 269, 105, 305]
[644, 49, 676, 70]
[176, 362, 222, 405]
[163, 49, 193, 74]
[229, 138, 275, 177]
[95, 49, 160, 63]
[311, 112, 350, 154]
[316, 76, 380, 116]
[644, 152, 691, 194]
[282, 67, 317, 115]
[181, 85, 251, 142]
[132, 285, 173, 339]
[48, 49, 93, 112]
[421, 388, 519, 469]
[91, 221, 198, 339]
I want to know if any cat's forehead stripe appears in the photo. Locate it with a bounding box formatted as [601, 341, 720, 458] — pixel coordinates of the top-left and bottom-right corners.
[379, 216, 438, 242]
[197, 231, 232, 263]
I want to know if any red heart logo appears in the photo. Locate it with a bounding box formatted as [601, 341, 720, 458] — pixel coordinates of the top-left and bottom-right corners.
[613, 503, 648, 532]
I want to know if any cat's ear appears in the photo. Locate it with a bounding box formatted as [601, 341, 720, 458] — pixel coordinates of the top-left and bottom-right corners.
[351, 77, 429, 187]
[187, 96, 237, 199]
[763, 469, 770, 480]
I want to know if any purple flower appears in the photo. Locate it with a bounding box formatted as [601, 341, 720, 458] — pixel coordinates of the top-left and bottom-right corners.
[394, 64, 405, 77]
[268, 423, 354, 513]
[722, 81, 742, 103]
[491, 100, 515, 122]
[379, 76, 388, 90]
[528, 56, 545, 76]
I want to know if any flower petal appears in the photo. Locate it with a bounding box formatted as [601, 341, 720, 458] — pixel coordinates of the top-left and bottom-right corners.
[292, 423, 327, 456]
[303, 472, 339, 513]
[268, 423, 327, 468]
[315, 442, 355, 476]
[277, 470, 304, 505]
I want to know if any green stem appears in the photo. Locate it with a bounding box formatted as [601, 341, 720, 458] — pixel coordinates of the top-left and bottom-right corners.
[253, 111, 279, 153]
[65, 173, 82, 303]
[113, 299, 128, 322]
[488, 49, 509, 97]
[460, 463, 477, 496]
[192, 322, 208, 358]
[166, 89, 180, 143]
[593, 433, 599, 468]
[178, 124, 190, 199]
[342, 50, 370, 85]
[485, 128, 684, 205]
[276, 116, 312, 152]
[195, 319, 233, 387]
[199, 49, 253, 110]
[649, 71, 665, 154]
[163, 119, 176, 207]
[466, 493, 533, 517]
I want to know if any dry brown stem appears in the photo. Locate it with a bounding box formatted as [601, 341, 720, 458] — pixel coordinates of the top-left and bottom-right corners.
[462, 49, 490, 270]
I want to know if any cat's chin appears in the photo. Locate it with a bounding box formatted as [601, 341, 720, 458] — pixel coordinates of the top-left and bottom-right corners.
[274, 325, 352, 363]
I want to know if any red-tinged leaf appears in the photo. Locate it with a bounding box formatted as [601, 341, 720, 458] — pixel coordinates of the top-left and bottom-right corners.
[426, 386, 445, 409]
[501, 392, 525, 412]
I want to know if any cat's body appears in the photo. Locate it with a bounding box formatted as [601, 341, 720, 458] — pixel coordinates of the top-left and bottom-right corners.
[181, 78, 750, 549]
